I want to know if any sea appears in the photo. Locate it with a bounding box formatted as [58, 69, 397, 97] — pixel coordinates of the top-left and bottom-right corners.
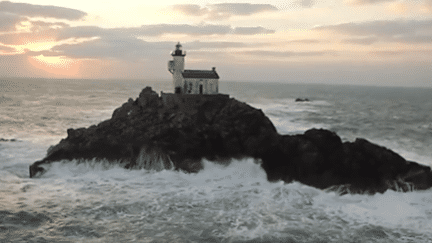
[1, 78, 432, 243]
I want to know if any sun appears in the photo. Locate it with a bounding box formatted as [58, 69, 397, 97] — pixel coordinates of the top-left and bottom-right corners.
[29, 55, 81, 77]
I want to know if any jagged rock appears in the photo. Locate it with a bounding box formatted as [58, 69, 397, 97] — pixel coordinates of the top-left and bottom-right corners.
[29, 87, 432, 194]
[30, 87, 278, 177]
[260, 129, 432, 194]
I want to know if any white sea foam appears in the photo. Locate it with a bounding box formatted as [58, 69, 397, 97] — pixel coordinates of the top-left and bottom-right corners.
[2, 80, 432, 242]
[1, 158, 430, 242]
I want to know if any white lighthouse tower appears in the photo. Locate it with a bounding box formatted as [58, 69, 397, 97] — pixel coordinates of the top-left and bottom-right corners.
[168, 42, 186, 94]
[167, 42, 220, 95]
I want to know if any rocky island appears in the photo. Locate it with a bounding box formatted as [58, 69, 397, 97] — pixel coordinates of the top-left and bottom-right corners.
[29, 87, 432, 194]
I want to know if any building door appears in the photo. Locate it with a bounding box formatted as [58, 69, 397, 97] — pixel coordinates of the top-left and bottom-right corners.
[199, 84, 203, 94]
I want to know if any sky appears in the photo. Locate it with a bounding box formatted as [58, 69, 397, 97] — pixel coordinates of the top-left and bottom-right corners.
[0, 0, 431, 86]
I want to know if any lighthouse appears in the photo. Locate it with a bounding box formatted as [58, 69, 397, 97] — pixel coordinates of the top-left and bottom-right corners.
[168, 42, 186, 94]
[168, 42, 219, 95]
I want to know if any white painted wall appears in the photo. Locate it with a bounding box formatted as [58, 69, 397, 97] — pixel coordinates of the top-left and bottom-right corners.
[172, 56, 185, 93]
[184, 78, 219, 94]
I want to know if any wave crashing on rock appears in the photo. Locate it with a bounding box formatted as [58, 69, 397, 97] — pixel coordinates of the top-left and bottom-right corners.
[29, 87, 432, 194]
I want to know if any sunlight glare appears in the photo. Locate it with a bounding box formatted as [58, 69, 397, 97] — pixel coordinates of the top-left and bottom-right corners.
[29, 55, 81, 77]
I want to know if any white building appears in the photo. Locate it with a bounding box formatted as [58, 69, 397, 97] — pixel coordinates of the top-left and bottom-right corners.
[168, 42, 219, 95]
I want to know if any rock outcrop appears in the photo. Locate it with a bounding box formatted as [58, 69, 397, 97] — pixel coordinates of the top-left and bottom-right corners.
[29, 87, 432, 194]
[30, 87, 278, 176]
[260, 129, 432, 194]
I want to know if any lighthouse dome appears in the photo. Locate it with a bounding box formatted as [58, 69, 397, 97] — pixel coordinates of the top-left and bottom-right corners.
[171, 42, 186, 56]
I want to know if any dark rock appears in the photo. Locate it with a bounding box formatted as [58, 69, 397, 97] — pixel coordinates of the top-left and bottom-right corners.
[30, 87, 278, 178]
[295, 98, 310, 102]
[0, 138, 18, 142]
[260, 128, 432, 194]
[29, 87, 432, 194]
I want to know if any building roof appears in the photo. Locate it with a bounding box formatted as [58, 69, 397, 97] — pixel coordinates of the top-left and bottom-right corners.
[182, 69, 219, 79]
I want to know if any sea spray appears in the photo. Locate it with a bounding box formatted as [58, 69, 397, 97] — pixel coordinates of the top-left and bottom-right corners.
[3, 80, 432, 242]
[135, 146, 173, 171]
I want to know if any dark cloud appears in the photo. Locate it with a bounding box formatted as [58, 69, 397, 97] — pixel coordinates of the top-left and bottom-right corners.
[297, 0, 316, 8]
[369, 50, 432, 56]
[238, 50, 338, 57]
[0, 1, 87, 20]
[0, 12, 26, 31]
[0, 21, 61, 45]
[233, 26, 275, 35]
[57, 26, 107, 40]
[34, 37, 162, 61]
[30, 21, 69, 30]
[314, 19, 432, 44]
[395, 35, 432, 43]
[173, 3, 278, 20]
[210, 3, 278, 15]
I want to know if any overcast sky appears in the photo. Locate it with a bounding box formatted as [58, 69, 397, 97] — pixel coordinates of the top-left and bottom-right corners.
[0, 0, 431, 86]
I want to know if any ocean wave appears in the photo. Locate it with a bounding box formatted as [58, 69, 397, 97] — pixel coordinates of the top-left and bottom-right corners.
[2, 157, 432, 242]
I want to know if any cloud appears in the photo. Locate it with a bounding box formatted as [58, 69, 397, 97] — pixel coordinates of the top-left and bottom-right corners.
[297, 0, 316, 8]
[0, 22, 273, 46]
[34, 37, 163, 61]
[233, 26, 275, 35]
[210, 3, 278, 15]
[30, 21, 69, 30]
[0, 1, 87, 20]
[0, 45, 15, 53]
[56, 24, 275, 40]
[314, 19, 432, 44]
[0, 12, 26, 31]
[369, 50, 432, 56]
[184, 41, 252, 49]
[238, 50, 338, 57]
[347, 0, 396, 5]
[286, 39, 321, 44]
[395, 35, 432, 43]
[172, 3, 278, 20]
[36, 40, 186, 60]
[342, 37, 379, 45]
[172, 4, 209, 16]
[34, 38, 269, 62]
[0, 20, 63, 45]
[136, 24, 234, 36]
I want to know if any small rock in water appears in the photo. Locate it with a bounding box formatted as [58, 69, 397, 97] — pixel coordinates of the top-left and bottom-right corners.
[0, 138, 18, 142]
